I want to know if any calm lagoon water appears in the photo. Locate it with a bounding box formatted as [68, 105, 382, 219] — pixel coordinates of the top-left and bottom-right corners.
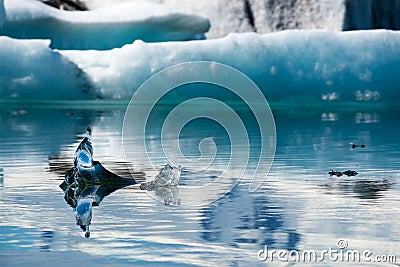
[0, 102, 399, 266]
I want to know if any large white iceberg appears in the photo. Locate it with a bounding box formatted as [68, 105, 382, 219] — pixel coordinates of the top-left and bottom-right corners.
[158, 0, 344, 38]
[85, 0, 256, 39]
[1, 30, 400, 102]
[0, 0, 210, 50]
[61, 30, 400, 103]
[84, 0, 400, 38]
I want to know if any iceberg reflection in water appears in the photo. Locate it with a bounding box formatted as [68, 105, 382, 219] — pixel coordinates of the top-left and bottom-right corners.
[61, 127, 137, 238]
[61, 161, 137, 238]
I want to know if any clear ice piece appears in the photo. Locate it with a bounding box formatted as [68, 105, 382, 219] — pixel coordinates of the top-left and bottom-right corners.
[74, 127, 94, 171]
[154, 164, 181, 186]
[140, 164, 181, 190]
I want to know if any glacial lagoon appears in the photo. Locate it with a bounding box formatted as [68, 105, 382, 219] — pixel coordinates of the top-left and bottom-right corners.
[0, 101, 399, 266]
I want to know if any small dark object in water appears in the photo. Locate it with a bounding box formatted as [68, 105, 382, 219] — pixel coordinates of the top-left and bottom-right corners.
[329, 169, 358, 177]
[329, 170, 343, 177]
[350, 143, 366, 149]
[343, 170, 358, 177]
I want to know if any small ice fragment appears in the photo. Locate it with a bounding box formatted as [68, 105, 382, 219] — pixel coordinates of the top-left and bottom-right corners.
[157, 164, 181, 186]
[140, 164, 181, 190]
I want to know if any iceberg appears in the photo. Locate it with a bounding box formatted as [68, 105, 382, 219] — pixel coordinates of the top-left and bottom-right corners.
[0, 36, 96, 101]
[83, 0, 400, 38]
[0, 0, 210, 50]
[82, 0, 343, 38]
[152, 0, 344, 38]
[61, 30, 400, 103]
[1, 30, 400, 103]
[149, 0, 256, 39]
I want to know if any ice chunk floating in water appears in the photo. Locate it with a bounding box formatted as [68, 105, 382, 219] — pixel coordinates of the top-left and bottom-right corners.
[140, 164, 181, 190]
[74, 127, 94, 176]
[62, 127, 137, 237]
[0, 0, 210, 50]
[140, 164, 182, 205]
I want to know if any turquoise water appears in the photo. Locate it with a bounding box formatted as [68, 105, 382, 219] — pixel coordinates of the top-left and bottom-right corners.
[0, 103, 399, 266]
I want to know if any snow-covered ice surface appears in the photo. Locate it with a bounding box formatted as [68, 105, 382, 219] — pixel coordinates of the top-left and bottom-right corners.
[83, 0, 344, 38]
[1, 30, 400, 103]
[146, 0, 256, 39]
[0, 37, 96, 100]
[83, 0, 400, 38]
[158, 0, 345, 38]
[0, 0, 210, 50]
[61, 30, 400, 103]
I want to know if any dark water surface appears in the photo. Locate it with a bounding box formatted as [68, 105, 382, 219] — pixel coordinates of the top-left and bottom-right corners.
[0, 103, 399, 266]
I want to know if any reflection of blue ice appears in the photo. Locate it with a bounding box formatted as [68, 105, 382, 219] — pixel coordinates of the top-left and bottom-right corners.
[40, 230, 54, 252]
[75, 199, 92, 235]
[74, 198, 93, 238]
[200, 186, 301, 251]
[61, 163, 137, 238]
[76, 201, 91, 215]
[61, 127, 137, 238]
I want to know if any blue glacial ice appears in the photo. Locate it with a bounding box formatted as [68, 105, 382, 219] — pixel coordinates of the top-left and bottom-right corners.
[74, 127, 94, 175]
[61, 30, 400, 103]
[0, 36, 95, 100]
[1, 29, 400, 103]
[0, 0, 210, 50]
